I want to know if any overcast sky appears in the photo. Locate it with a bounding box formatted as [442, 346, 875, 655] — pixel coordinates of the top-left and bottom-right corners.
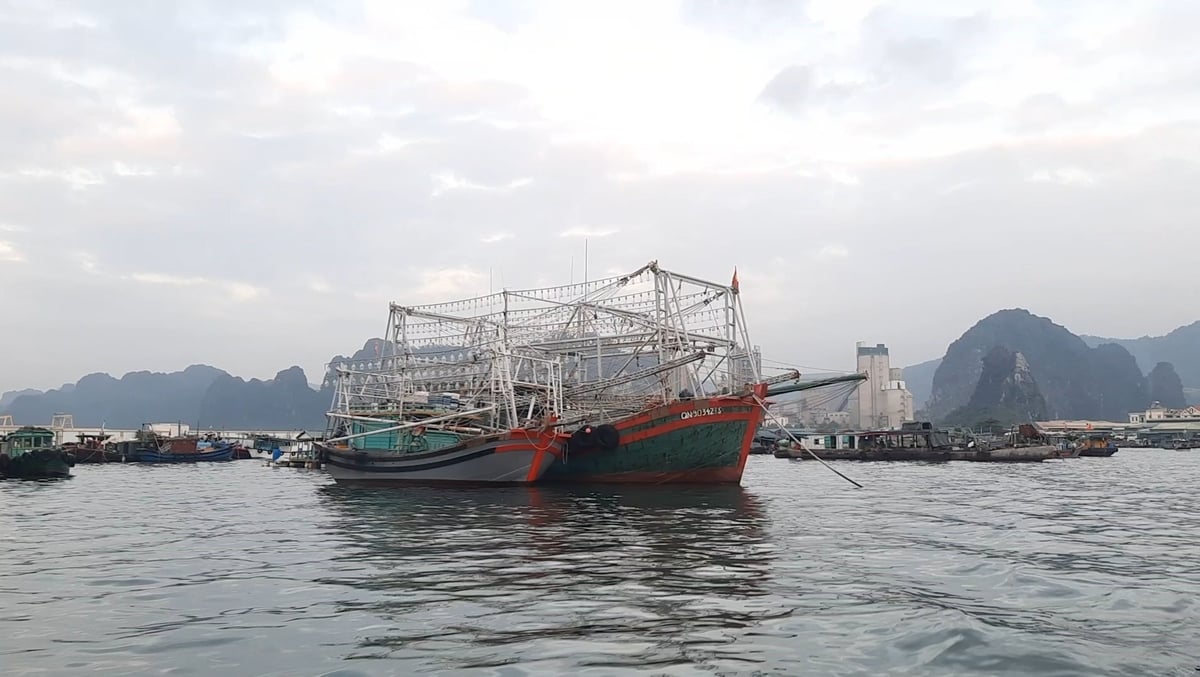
[2, 0, 1198, 393]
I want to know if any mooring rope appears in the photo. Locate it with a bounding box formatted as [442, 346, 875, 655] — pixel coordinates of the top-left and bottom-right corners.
[753, 395, 863, 489]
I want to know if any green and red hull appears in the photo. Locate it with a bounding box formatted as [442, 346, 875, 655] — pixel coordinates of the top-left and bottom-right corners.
[543, 390, 766, 485]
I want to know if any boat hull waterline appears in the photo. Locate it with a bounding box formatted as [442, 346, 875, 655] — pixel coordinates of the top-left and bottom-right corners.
[1077, 447, 1119, 457]
[319, 429, 566, 485]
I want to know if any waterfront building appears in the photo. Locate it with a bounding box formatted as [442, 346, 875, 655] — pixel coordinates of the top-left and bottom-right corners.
[1128, 402, 1200, 424]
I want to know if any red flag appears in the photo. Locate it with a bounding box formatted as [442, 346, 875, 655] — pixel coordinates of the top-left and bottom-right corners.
[731, 268, 739, 292]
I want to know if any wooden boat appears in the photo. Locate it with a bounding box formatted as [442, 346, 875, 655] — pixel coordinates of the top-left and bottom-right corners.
[750, 428, 782, 455]
[0, 426, 74, 478]
[777, 422, 1063, 462]
[1076, 435, 1119, 457]
[63, 433, 124, 463]
[133, 435, 234, 463]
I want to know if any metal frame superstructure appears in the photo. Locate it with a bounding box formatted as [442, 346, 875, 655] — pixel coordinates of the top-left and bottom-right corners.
[326, 304, 565, 442]
[327, 261, 761, 435]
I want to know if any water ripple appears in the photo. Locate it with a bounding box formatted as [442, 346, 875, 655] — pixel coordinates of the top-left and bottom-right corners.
[2, 453, 1199, 675]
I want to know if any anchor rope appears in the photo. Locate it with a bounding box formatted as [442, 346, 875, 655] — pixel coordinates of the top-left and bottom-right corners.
[753, 394, 863, 489]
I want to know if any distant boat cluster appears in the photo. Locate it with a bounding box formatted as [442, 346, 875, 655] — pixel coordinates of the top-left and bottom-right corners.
[751, 419, 1195, 462]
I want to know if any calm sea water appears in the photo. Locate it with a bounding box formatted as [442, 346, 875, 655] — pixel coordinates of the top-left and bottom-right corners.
[2, 452, 1198, 676]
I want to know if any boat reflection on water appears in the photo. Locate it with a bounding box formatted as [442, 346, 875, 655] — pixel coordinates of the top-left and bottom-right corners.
[315, 484, 780, 671]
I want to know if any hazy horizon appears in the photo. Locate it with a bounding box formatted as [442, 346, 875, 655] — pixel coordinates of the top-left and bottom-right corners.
[3, 307, 1193, 394]
[3, 1, 1198, 394]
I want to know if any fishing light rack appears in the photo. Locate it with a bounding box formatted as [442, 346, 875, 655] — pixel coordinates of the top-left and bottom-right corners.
[328, 261, 760, 432]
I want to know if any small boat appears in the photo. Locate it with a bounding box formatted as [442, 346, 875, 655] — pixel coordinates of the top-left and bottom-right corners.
[750, 428, 782, 455]
[777, 423, 960, 462]
[133, 435, 234, 463]
[63, 433, 124, 463]
[258, 432, 323, 467]
[0, 426, 75, 479]
[1076, 435, 1119, 457]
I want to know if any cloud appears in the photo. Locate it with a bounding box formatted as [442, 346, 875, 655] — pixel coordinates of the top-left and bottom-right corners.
[354, 132, 424, 155]
[7, 167, 105, 188]
[225, 282, 263, 302]
[825, 167, 860, 186]
[74, 251, 98, 273]
[130, 272, 207, 286]
[431, 171, 533, 197]
[1029, 167, 1097, 186]
[112, 161, 157, 177]
[813, 244, 850, 260]
[411, 266, 487, 301]
[127, 272, 263, 302]
[758, 65, 815, 110]
[1011, 92, 1075, 133]
[0, 240, 24, 262]
[560, 227, 619, 238]
[1, 0, 1199, 393]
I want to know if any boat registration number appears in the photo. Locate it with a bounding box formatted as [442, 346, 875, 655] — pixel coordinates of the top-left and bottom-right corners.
[680, 407, 723, 420]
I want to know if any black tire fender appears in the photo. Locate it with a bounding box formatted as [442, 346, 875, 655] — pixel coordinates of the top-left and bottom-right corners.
[595, 424, 620, 450]
[570, 425, 598, 450]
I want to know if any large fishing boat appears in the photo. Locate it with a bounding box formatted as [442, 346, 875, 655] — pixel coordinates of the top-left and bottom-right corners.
[318, 304, 570, 485]
[325, 261, 815, 485]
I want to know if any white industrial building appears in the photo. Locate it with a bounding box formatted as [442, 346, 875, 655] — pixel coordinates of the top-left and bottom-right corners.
[851, 342, 915, 430]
